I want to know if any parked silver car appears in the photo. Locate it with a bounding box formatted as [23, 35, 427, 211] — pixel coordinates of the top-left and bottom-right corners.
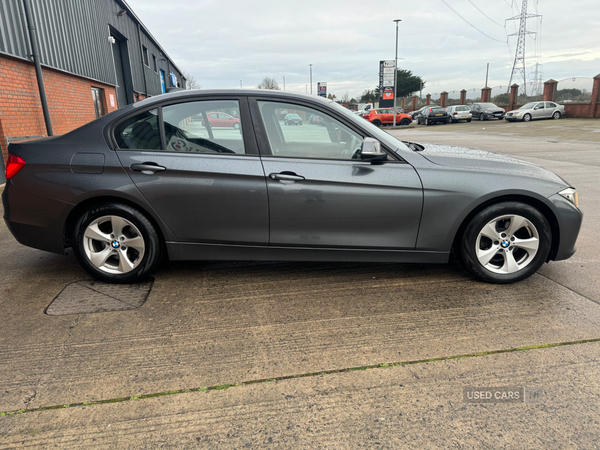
[505, 101, 565, 122]
[446, 105, 472, 123]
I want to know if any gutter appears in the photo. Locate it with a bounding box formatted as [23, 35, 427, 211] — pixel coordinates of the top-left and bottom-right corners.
[22, 0, 53, 136]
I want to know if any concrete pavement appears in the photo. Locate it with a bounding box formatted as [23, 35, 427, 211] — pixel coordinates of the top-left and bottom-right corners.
[1, 118, 600, 449]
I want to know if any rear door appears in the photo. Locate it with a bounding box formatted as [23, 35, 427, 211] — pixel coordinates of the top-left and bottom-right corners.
[114, 97, 269, 245]
[251, 98, 423, 249]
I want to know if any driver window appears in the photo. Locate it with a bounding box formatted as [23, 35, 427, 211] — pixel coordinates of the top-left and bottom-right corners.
[162, 100, 245, 154]
[257, 101, 363, 160]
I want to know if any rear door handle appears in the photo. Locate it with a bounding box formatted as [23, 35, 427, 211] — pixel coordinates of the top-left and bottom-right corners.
[269, 172, 305, 182]
[130, 162, 166, 173]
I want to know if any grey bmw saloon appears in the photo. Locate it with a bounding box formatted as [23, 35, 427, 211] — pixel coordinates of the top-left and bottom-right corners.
[2, 90, 582, 284]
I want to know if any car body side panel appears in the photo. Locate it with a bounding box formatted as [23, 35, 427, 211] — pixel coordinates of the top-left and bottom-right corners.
[260, 158, 423, 249]
[414, 164, 572, 252]
[116, 151, 270, 245]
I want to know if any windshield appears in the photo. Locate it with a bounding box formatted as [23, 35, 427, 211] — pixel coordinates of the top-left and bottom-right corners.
[479, 103, 499, 109]
[520, 102, 537, 110]
[330, 101, 411, 153]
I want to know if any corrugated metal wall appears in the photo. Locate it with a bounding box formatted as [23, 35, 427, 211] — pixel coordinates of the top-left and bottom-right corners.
[0, 0, 184, 96]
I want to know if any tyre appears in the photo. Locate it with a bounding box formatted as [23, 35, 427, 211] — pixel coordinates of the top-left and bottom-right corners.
[467, 119, 472, 122]
[72, 203, 163, 283]
[400, 118, 410, 126]
[233, 122, 240, 130]
[552, 111, 561, 120]
[479, 113, 485, 121]
[372, 120, 381, 127]
[523, 114, 532, 122]
[425, 118, 430, 126]
[458, 202, 552, 284]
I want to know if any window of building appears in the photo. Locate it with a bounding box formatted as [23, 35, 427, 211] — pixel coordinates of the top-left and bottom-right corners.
[152, 54, 157, 73]
[142, 45, 149, 67]
[91, 87, 105, 119]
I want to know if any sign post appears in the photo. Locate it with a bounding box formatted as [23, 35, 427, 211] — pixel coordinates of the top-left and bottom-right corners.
[317, 82, 327, 97]
[379, 60, 395, 108]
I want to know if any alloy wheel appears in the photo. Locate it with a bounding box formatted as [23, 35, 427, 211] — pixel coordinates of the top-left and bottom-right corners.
[475, 214, 539, 274]
[82, 215, 146, 275]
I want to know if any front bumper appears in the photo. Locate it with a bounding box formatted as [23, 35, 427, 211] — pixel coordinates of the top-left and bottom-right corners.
[548, 193, 583, 261]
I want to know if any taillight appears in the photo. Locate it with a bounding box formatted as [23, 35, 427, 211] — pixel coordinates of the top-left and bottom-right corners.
[454, 112, 458, 115]
[429, 108, 433, 112]
[5, 154, 26, 180]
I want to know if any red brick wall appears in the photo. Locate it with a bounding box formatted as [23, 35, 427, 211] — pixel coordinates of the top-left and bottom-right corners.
[1, 54, 118, 162]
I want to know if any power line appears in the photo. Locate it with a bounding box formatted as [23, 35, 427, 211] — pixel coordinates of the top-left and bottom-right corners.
[441, 0, 507, 44]
[468, 0, 505, 27]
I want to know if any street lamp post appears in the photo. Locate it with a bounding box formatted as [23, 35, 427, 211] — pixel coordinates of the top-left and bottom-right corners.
[393, 19, 401, 126]
[309, 64, 313, 95]
[283, 76, 285, 91]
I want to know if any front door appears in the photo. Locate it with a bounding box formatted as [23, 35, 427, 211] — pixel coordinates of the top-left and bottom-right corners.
[253, 99, 423, 249]
[114, 98, 268, 245]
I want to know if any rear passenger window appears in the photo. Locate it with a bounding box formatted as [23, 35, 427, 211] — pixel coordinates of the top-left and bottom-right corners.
[162, 100, 245, 154]
[115, 109, 161, 150]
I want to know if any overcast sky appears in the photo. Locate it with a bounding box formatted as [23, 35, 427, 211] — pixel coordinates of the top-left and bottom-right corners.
[127, 0, 600, 100]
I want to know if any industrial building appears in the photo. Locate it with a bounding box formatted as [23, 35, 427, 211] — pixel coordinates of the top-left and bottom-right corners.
[0, 0, 185, 172]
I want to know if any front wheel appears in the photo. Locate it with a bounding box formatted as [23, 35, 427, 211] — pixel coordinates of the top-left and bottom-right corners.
[400, 118, 410, 126]
[72, 203, 162, 283]
[479, 113, 485, 121]
[523, 114, 532, 122]
[458, 202, 551, 284]
[552, 111, 561, 120]
[233, 122, 240, 129]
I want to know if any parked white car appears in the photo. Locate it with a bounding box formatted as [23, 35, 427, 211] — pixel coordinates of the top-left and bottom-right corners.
[446, 105, 472, 123]
[505, 101, 565, 122]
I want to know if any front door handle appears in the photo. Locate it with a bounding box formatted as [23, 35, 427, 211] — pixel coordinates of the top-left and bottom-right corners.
[130, 162, 166, 173]
[269, 172, 305, 182]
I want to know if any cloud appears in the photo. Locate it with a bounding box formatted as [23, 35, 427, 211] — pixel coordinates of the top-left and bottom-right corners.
[128, 0, 600, 99]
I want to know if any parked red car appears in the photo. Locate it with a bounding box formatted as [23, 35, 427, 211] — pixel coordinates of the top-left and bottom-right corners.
[363, 108, 412, 126]
[202, 112, 240, 129]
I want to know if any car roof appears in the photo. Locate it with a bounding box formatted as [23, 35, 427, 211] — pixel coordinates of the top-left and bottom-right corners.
[132, 89, 335, 109]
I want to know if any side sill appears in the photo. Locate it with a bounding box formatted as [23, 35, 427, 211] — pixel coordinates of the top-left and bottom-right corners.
[166, 242, 450, 264]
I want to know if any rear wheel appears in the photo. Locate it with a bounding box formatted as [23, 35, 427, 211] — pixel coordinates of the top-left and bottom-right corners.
[458, 202, 551, 284]
[467, 119, 472, 122]
[233, 122, 240, 130]
[425, 118, 430, 126]
[552, 111, 561, 120]
[372, 119, 381, 127]
[72, 203, 162, 283]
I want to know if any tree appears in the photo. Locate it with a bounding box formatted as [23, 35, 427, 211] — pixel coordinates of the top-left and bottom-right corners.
[182, 71, 201, 90]
[493, 93, 510, 105]
[360, 89, 378, 103]
[327, 93, 337, 100]
[395, 69, 425, 98]
[257, 77, 280, 90]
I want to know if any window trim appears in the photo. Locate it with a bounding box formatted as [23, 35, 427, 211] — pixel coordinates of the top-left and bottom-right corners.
[152, 54, 158, 73]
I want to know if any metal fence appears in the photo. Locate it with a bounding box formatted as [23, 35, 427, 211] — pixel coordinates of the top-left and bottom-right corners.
[555, 77, 594, 104]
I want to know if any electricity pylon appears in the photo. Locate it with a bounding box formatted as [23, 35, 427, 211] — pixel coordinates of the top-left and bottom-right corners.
[507, 0, 541, 96]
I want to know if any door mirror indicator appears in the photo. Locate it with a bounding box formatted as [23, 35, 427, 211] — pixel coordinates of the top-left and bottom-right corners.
[360, 138, 387, 161]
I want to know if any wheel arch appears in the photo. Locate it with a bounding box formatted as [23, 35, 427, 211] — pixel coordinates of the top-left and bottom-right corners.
[63, 195, 169, 253]
[451, 194, 560, 262]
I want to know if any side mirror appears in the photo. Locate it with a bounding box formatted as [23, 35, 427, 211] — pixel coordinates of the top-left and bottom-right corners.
[360, 138, 387, 161]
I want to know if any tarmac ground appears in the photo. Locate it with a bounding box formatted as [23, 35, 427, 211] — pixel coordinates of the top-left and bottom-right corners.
[1, 117, 599, 449]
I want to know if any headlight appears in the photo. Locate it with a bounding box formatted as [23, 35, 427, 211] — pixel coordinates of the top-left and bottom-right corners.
[559, 188, 579, 208]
